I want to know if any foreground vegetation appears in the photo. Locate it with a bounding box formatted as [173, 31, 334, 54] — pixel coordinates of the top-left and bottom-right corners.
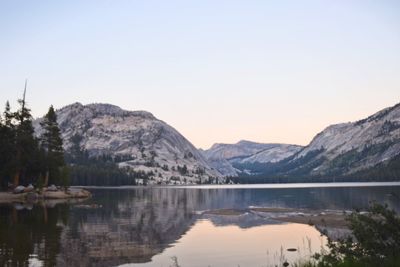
[296, 203, 400, 267]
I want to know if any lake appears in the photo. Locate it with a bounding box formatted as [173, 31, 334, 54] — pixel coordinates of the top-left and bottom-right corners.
[1, 182, 400, 267]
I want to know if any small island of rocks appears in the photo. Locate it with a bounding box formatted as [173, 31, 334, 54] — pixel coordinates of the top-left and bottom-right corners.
[0, 184, 91, 203]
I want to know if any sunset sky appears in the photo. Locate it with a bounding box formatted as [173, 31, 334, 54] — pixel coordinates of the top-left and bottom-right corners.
[1, 0, 399, 149]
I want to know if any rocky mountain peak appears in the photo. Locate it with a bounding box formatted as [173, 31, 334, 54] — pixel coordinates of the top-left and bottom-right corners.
[58, 102, 155, 120]
[201, 140, 303, 176]
[203, 102, 400, 179]
[34, 103, 222, 185]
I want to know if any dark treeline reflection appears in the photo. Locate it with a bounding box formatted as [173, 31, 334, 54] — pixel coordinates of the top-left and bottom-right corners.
[0, 186, 400, 266]
[0, 202, 69, 267]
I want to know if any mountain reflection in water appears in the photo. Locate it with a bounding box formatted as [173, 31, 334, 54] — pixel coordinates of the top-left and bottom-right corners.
[0, 185, 399, 266]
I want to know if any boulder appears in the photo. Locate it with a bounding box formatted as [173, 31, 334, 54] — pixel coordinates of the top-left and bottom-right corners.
[24, 184, 34, 193]
[13, 185, 25, 194]
[76, 189, 91, 198]
[67, 188, 92, 198]
[47, 184, 58, 192]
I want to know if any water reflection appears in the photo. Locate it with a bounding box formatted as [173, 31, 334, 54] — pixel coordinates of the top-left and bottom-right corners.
[0, 185, 399, 266]
[125, 220, 327, 267]
[0, 202, 69, 267]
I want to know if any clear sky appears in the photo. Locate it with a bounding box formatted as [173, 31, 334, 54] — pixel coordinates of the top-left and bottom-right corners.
[1, 1, 399, 149]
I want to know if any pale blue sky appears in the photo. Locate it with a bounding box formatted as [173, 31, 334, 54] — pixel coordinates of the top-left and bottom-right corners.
[1, 0, 399, 148]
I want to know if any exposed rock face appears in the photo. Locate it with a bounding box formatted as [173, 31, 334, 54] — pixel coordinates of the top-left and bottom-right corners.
[298, 104, 400, 160]
[229, 103, 400, 179]
[236, 144, 303, 164]
[201, 140, 302, 176]
[33, 101, 400, 181]
[269, 103, 400, 178]
[34, 103, 221, 184]
[294, 103, 400, 176]
[203, 140, 275, 160]
[203, 103, 400, 179]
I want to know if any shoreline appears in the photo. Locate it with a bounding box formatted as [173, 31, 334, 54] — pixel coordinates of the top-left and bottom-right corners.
[203, 207, 350, 228]
[73, 181, 400, 190]
[202, 207, 352, 239]
[0, 188, 91, 203]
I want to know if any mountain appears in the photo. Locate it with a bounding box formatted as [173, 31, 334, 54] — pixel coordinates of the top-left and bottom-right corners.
[201, 140, 303, 176]
[234, 103, 400, 181]
[34, 103, 221, 185]
[33, 101, 400, 184]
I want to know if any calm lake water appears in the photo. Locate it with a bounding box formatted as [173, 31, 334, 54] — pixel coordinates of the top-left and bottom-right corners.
[1, 183, 400, 267]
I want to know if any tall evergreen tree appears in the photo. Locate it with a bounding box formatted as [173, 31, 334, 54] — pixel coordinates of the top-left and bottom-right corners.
[13, 84, 37, 187]
[40, 105, 66, 186]
[4, 101, 13, 127]
[0, 102, 17, 189]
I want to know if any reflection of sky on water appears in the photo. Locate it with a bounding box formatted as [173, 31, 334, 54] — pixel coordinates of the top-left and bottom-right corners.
[0, 185, 399, 266]
[123, 220, 327, 267]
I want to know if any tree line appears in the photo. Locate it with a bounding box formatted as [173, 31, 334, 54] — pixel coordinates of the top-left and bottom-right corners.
[0, 89, 67, 190]
[0, 91, 141, 188]
[64, 145, 140, 186]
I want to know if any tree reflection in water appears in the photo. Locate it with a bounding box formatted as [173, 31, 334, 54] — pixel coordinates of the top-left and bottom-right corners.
[0, 202, 69, 267]
[0, 186, 399, 267]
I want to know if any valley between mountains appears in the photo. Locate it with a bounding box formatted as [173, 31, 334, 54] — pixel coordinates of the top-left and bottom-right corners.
[34, 102, 400, 185]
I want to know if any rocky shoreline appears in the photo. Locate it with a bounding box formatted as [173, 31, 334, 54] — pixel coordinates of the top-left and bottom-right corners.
[202, 207, 350, 226]
[202, 207, 352, 240]
[0, 187, 91, 203]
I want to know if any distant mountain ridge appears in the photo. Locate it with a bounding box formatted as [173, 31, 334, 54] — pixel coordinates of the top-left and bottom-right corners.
[200, 141, 303, 176]
[34, 102, 221, 185]
[229, 103, 400, 181]
[34, 101, 400, 184]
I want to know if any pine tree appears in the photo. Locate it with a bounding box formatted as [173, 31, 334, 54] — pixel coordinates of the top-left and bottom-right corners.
[0, 102, 17, 189]
[4, 101, 13, 127]
[13, 86, 37, 187]
[0, 106, 5, 188]
[40, 105, 66, 186]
